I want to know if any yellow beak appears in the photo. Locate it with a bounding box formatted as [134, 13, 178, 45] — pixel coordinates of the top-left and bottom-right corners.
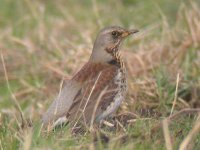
[121, 29, 139, 38]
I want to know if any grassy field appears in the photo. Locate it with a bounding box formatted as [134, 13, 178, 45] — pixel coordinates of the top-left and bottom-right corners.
[1, 0, 200, 149]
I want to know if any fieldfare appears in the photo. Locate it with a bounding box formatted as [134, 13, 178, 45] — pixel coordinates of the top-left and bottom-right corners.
[42, 26, 138, 129]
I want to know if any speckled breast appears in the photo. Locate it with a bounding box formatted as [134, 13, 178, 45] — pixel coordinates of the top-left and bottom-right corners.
[95, 68, 127, 122]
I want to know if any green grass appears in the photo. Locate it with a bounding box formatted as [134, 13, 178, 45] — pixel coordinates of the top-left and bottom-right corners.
[1, 0, 200, 149]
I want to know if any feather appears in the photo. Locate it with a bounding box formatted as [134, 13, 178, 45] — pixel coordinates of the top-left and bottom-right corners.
[42, 80, 81, 126]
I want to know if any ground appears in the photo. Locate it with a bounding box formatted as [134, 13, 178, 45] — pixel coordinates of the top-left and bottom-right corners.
[0, 0, 200, 149]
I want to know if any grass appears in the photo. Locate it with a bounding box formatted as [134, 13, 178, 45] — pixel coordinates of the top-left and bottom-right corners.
[1, 0, 200, 149]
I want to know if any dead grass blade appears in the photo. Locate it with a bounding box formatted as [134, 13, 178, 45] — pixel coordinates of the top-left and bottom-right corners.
[179, 116, 200, 150]
[22, 129, 33, 150]
[170, 73, 180, 116]
[152, 108, 200, 135]
[0, 51, 25, 128]
[162, 119, 173, 150]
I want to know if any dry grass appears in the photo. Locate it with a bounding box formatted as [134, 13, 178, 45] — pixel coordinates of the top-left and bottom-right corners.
[1, 0, 200, 149]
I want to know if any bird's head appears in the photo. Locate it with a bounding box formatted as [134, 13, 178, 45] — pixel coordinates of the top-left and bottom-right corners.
[90, 26, 138, 62]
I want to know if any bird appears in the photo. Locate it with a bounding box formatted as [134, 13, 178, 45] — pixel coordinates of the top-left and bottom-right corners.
[42, 26, 139, 129]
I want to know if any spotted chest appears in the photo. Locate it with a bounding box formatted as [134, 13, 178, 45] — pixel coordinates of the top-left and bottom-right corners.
[95, 68, 127, 122]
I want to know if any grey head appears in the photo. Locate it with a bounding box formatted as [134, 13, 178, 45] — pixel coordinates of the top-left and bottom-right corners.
[90, 26, 139, 62]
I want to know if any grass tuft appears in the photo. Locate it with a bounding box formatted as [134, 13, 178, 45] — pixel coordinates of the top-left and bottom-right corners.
[1, 0, 200, 149]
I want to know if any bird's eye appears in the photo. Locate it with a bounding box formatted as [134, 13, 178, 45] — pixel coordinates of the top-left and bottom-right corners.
[112, 31, 120, 37]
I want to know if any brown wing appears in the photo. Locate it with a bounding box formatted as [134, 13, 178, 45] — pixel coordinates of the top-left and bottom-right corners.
[67, 62, 118, 125]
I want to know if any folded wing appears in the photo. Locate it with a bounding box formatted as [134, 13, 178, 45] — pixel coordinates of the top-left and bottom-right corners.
[42, 80, 81, 126]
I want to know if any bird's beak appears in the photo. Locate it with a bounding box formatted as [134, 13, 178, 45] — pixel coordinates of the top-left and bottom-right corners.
[121, 29, 139, 38]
